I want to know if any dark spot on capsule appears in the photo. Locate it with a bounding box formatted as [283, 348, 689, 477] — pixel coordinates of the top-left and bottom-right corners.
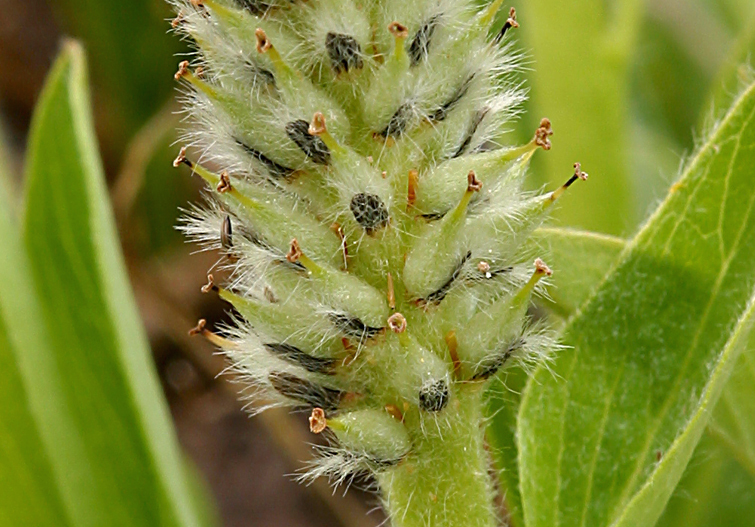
[221, 215, 233, 249]
[264, 343, 337, 374]
[234, 138, 295, 179]
[430, 75, 474, 122]
[329, 313, 383, 340]
[234, 0, 293, 16]
[420, 211, 446, 221]
[422, 251, 472, 304]
[488, 266, 514, 278]
[470, 337, 525, 381]
[285, 120, 331, 165]
[245, 60, 276, 86]
[419, 379, 449, 412]
[325, 32, 363, 74]
[268, 371, 344, 411]
[378, 103, 413, 138]
[350, 193, 390, 233]
[451, 108, 489, 159]
[408, 15, 440, 66]
[368, 455, 405, 468]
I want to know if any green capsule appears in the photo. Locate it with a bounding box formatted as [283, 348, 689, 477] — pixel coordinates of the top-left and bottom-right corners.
[454, 259, 550, 378]
[328, 409, 411, 464]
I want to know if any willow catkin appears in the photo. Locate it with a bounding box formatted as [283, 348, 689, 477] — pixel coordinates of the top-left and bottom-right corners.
[170, 2, 585, 525]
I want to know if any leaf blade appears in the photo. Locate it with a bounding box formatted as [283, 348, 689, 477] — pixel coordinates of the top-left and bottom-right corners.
[518, 80, 755, 527]
[0, 144, 71, 527]
[657, 434, 755, 527]
[20, 41, 204, 527]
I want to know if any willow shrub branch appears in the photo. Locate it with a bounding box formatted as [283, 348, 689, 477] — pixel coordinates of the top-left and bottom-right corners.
[169, 1, 583, 526]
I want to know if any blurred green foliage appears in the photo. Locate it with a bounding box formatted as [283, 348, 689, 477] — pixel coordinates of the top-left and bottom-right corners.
[0, 41, 210, 527]
[2, 1, 755, 526]
[50, 0, 184, 140]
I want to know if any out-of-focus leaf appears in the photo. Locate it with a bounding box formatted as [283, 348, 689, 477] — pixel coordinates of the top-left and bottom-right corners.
[657, 434, 755, 527]
[518, 80, 755, 527]
[701, 0, 755, 34]
[0, 143, 71, 527]
[709, 13, 755, 114]
[708, 333, 755, 475]
[20, 41, 206, 526]
[530, 227, 626, 317]
[49, 1, 191, 257]
[486, 368, 527, 527]
[49, 1, 183, 138]
[516, 0, 642, 235]
[631, 14, 714, 150]
[0, 127, 16, 218]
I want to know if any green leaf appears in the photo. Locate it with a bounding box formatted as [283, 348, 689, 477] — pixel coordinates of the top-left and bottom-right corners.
[518, 80, 755, 527]
[0, 139, 70, 527]
[0, 127, 17, 219]
[517, 0, 642, 235]
[523, 220, 755, 526]
[657, 434, 755, 527]
[707, 333, 755, 474]
[18, 41, 206, 526]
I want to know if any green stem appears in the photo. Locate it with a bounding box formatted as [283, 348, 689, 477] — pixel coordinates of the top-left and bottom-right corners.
[377, 386, 497, 527]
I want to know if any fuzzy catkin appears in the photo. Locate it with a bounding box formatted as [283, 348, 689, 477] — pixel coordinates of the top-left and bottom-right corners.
[171, 1, 579, 525]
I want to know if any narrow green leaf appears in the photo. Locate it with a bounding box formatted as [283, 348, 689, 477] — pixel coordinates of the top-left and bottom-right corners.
[0, 127, 17, 219]
[518, 0, 642, 235]
[0, 146, 70, 527]
[20, 41, 205, 526]
[518, 81, 755, 527]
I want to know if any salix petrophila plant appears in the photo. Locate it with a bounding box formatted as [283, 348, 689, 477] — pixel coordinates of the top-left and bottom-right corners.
[169, 1, 586, 525]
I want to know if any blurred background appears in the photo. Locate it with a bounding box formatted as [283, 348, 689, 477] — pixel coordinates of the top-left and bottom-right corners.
[1, 0, 754, 525]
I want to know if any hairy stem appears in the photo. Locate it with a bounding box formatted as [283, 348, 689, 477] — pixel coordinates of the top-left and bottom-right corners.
[378, 385, 497, 527]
